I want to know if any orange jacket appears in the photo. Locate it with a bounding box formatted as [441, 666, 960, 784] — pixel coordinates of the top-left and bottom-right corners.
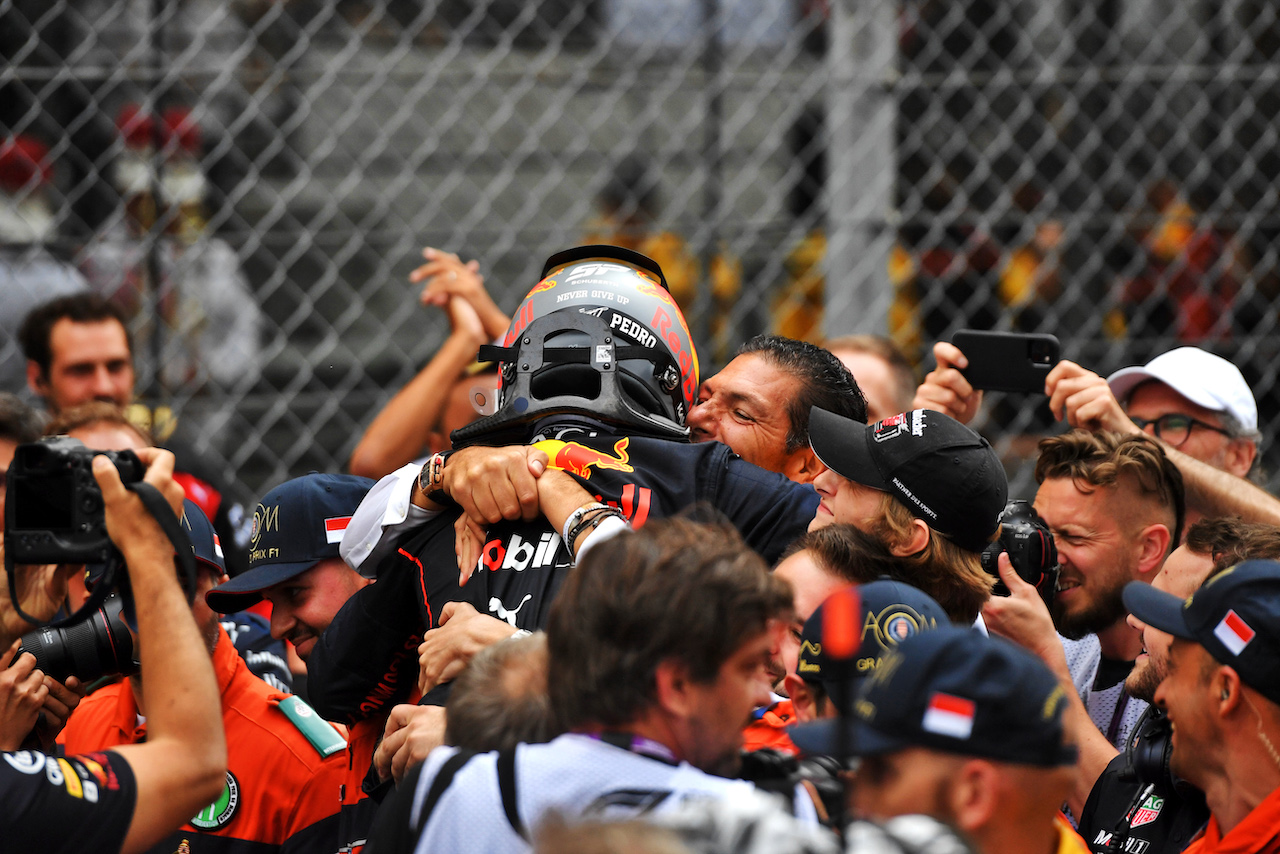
[1183, 786, 1280, 854]
[1055, 814, 1091, 854]
[60, 628, 347, 853]
[337, 716, 383, 854]
[743, 698, 800, 756]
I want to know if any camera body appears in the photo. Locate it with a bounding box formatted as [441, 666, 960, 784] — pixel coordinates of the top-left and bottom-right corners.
[981, 499, 1059, 603]
[4, 436, 144, 565]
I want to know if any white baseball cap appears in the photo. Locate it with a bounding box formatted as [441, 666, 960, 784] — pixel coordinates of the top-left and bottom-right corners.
[1107, 347, 1257, 433]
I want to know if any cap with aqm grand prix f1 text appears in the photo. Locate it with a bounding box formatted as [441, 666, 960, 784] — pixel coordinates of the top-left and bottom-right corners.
[794, 579, 947, 715]
[792, 627, 1077, 766]
[205, 473, 372, 614]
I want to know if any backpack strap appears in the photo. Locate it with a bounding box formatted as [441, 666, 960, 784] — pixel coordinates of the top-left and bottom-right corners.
[413, 749, 478, 832]
[496, 746, 527, 840]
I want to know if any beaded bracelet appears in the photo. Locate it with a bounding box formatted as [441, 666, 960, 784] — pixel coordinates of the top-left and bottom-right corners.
[567, 505, 625, 553]
[561, 502, 609, 546]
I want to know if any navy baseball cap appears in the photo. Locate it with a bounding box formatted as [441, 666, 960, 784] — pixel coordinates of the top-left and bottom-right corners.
[791, 627, 1077, 766]
[205, 473, 372, 613]
[795, 580, 947, 715]
[87, 497, 223, 588]
[182, 498, 225, 574]
[1123, 559, 1280, 706]
[808, 408, 1007, 554]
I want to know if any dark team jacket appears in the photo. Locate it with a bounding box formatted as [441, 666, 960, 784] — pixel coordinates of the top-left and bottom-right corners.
[1078, 708, 1209, 854]
[308, 430, 819, 728]
[0, 748, 136, 854]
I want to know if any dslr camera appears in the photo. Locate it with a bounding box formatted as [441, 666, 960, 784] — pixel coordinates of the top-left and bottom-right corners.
[5, 436, 144, 565]
[5, 437, 145, 683]
[980, 499, 1059, 605]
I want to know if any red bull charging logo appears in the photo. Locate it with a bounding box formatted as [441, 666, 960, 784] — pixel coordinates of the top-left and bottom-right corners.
[533, 437, 634, 478]
[527, 276, 558, 295]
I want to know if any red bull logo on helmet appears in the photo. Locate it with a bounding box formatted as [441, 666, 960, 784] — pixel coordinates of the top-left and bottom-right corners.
[634, 277, 675, 303]
[527, 276, 558, 296]
[651, 304, 699, 408]
[533, 437, 634, 478]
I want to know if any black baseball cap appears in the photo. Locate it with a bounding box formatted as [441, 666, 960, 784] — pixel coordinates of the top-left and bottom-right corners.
[205, 473, 373, 613]
[791, 627, 1077, 766]
[808, 407, 1007, 554]
[1123, 559, 1280, 706]
[795, 579, 947, 715]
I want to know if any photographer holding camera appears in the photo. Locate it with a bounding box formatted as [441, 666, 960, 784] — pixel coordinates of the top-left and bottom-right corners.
[0, 394, 89, 751]
[0, 448, 227, 853]
[982, 430, 1184, 819]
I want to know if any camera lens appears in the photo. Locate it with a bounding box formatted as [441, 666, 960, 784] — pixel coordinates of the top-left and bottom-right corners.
[1028, 339, 1054, 364]
[16, 594, 138, 683]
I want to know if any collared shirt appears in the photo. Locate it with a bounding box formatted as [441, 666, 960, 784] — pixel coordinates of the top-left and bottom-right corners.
[1063, 634, 1148, 751]
[314, 430, 818, 728]
[1078, 707, 1209, 854]
[60, 627, 348, 853]
[1183, 785, 1280, 854]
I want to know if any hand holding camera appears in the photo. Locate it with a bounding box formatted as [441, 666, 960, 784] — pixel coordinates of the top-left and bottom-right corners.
[91, 447, 186, 570]
[0, 638, 83, 751]
[4, 441, 189, 687]
[0, 545, 77, 651]
[980, 499, 1059, 604]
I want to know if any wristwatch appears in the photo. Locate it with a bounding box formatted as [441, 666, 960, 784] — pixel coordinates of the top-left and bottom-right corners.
[417, 451, 454, 505]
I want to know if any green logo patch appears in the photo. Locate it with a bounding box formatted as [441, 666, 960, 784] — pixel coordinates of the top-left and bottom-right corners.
[190, 771, 239, 830]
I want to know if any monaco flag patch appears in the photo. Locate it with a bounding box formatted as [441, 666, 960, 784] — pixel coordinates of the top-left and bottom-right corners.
[1214, 609, 1255, 656]
[922, 692, 975, 739]
[324, 516, 352, 545]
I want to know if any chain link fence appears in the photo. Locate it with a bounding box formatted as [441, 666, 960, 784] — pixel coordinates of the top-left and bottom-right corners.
[2, 0, 1278, 504]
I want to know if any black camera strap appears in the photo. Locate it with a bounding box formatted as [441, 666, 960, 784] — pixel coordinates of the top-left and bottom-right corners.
[6, 482, 197, 629]
[124, 481, 199, 605]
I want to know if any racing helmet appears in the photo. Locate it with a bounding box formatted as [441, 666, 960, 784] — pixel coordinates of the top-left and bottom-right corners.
[451, 245, 699, 446]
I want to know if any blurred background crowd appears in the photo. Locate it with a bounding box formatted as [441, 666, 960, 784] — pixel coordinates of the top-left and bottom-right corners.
[3, 0, 1279, 507]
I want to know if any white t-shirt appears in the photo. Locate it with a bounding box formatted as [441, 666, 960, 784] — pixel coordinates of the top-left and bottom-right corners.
[1062, 633, 1148, 750]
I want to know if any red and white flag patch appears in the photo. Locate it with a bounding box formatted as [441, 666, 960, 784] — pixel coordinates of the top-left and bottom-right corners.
[922, 692, 975, 739]
[213, 534, 224, 559]
[1214, 609, 1255, 656]
[324, 516, 352, 545]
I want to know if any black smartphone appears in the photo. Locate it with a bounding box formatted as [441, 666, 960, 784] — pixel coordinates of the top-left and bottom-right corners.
[950, 330, 1061, 394]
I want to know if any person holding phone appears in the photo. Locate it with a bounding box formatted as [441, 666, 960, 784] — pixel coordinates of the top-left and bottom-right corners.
[914, 339, 1280, 527]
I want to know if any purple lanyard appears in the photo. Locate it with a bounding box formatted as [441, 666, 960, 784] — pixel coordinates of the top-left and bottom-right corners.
[590, 731, 680, 766]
